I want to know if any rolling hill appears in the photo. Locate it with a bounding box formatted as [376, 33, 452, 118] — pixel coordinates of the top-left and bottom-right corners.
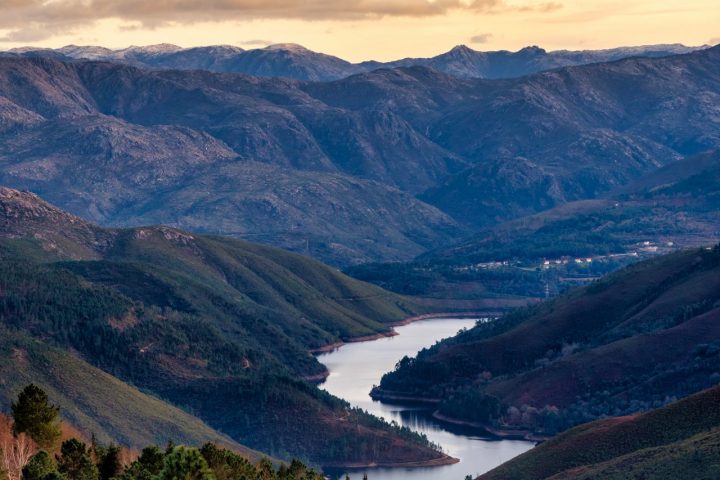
[0, 187, 449, 468]
[479, 385, 720, 480]
[374, 245, 720, 438]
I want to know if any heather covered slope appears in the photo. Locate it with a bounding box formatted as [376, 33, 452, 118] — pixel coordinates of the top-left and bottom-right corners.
[479, 385, 720, 480]
[376, 246, 720, 435]
[0, 187, 447, 467]
[1, 47, 719, 265]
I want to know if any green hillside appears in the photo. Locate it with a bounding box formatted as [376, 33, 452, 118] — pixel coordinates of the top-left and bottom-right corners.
[480, 385, 720, 480]
[376, 245, 720, 436]
[0, 187, 447, 468]
[0, 329, 270, 462]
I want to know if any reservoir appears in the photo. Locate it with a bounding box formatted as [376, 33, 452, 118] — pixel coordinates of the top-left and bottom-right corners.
[318, 318, 534, 480]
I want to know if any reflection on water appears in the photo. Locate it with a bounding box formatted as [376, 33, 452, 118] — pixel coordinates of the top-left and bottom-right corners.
[318, 318, 534, 480]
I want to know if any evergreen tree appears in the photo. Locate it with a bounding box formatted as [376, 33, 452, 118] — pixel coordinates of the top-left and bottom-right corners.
[57, 440, 99, 480]
[42, 472, 67, 480]
[198, 444, 253, 480]
[97, 445, 122, 480]
[160, 447, 214, 480]
[11, 385, 61, 450]
[22, 451, 56, 480]
[136, 447, 165, 476]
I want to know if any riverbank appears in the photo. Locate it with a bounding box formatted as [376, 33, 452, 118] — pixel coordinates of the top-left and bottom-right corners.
[432, 413, 550, 442]
[316, 317, 535, 479]
[369, 390, 550, 442]
[322, 453, 460, 469]
[369, 387, 441, 405]
[310, 312, 491, 355]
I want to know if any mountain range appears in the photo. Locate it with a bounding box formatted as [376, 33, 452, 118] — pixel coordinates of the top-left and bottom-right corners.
[5, 43, 702, 81]
[0, 46, 718, 266]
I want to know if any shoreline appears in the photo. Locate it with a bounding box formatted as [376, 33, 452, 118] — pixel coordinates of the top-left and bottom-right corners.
[310, 311, 492, 355]
[431, 412, 548, 442]
[322, 453, 460, 469]
[368, 390, 549, 443]
[369, 388, 441, 405]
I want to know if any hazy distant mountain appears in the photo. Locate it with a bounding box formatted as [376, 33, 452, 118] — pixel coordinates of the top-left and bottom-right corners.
[5, 42, 704, 81]
[348, 150, 720, 300]
[0, 46, 718, 266]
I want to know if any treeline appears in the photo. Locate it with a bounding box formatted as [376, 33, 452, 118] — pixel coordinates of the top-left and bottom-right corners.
[0, 385, 327, 480]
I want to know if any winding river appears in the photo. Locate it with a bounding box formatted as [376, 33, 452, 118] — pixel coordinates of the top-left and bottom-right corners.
[318, 318, 534, 480]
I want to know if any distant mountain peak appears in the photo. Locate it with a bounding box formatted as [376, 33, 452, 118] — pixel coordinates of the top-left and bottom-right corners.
[517, 45, 547, 55]
[449, 44, 476, 53]
[264, 43, 309, 52]
[124, 43, 182, 53]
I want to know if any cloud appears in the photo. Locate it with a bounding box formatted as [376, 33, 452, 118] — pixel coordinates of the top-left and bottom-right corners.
[515, 1, 562, 13]
[470, 33, 493, 44]
[0, 0, 560, 42]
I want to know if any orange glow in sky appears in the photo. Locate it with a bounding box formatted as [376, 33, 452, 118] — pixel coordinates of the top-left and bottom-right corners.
[0, 0, 718, 61]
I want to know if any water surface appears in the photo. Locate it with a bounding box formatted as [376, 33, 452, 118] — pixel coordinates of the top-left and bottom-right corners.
[318, 318, 533, 480]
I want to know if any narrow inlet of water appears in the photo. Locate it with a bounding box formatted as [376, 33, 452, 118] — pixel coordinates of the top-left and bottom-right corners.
[318, 318, 534, 480]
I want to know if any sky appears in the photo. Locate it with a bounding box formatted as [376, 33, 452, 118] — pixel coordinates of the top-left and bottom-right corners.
[0, 0, 718, 62]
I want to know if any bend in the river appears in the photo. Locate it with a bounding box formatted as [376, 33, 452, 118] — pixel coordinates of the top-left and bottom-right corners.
[317, 318, 534, 480]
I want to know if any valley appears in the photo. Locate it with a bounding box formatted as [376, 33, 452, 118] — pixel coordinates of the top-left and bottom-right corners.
[0, 19, 719, 480]
[0, 187, 449, 468]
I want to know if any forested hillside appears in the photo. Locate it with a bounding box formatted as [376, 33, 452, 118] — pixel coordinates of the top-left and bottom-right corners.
[349, 150, 720, 299]
[375, 245, 720, 438]
[479, 385, 720, 480]
[0, 187, 448, 468]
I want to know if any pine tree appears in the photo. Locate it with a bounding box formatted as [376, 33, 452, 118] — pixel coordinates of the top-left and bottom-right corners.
[160, 447, 214, 480]
[57, 439, 99, 480]
[11, 385, 61, 451]
[97, 445, 122, 480]
[22, 451, 56, 480]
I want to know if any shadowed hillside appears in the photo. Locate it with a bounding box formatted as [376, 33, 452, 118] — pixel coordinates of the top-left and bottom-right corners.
[375, 245, 720, 438]
[479, 385, 720, 480]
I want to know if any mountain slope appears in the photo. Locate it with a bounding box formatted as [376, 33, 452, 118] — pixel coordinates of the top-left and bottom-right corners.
[0, 330, 266, 462]
[479, 385, 720, 480]
[0, 47, 719, 265]
[349, 149, 720, 300]
[0, 187, 448, 467]
[375, 246, 720, 436]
